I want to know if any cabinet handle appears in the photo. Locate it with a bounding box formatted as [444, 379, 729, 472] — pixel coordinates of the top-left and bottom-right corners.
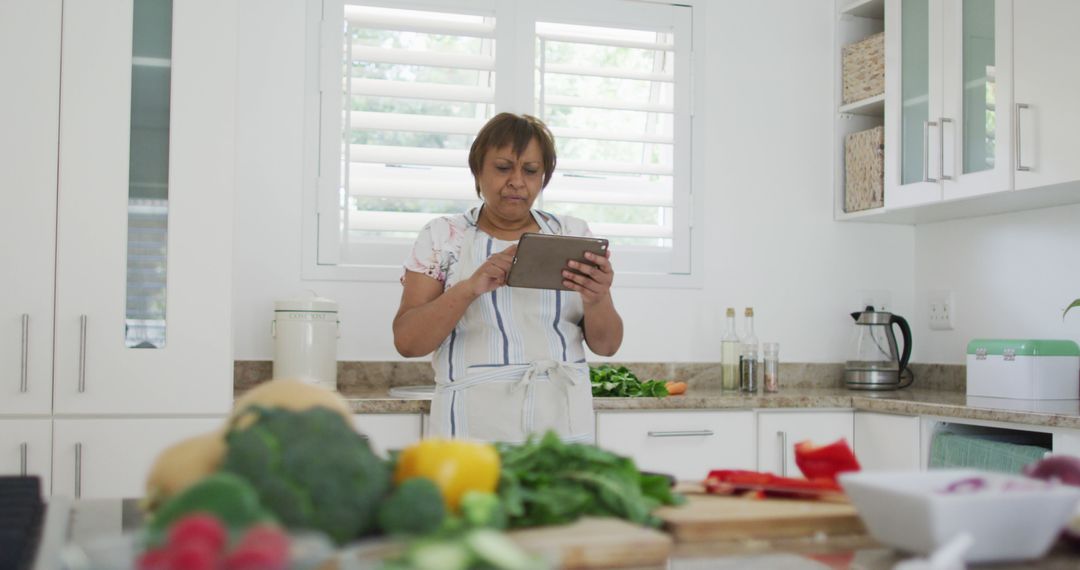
[646, 430, 715, 438]
[75, 443, 83, 499]
[777, 430, 788, 477]
[78, 315, 87, 393]
[20, 314, 29, 393]
[923, 121, 939, 183]
[20, 442, 28, 476]
[1015, 103, 1031, 172]
[939, 117, 953, 181]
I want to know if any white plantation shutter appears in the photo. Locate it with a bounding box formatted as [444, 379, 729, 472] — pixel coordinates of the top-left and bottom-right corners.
[314, 0, 694, 278]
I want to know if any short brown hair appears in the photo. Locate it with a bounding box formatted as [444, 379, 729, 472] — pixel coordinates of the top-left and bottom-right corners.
[468, 113, 557, 196]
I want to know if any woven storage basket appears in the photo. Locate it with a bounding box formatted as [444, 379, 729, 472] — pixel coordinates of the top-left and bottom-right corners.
[845, 125, 884, 212]
[842, 32, 885, 104]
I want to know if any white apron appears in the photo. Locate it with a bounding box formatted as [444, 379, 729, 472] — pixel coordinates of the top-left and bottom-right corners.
[428, 211, 595, 444]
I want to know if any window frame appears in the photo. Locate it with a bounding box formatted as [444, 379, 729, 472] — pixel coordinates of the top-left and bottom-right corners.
[301, 0, 705, 287]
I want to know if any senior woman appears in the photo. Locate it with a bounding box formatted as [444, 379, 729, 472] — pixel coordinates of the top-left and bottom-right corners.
[393, 113, 623, 443]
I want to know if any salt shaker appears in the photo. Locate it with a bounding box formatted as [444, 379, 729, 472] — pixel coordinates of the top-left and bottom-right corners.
[762, 342, 780, 393]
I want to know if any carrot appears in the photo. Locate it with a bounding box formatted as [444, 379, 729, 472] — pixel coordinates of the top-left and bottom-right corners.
[665, 381, 688, 395]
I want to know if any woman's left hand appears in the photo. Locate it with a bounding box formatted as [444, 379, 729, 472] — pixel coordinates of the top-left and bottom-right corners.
[563, 250, 614, 305]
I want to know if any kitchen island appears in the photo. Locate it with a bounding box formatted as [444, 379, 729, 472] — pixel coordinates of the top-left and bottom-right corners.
[61, 498, 1080, 569]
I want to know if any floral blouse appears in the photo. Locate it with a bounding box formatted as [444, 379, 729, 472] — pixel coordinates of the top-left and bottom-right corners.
[402, 206, 592, 287]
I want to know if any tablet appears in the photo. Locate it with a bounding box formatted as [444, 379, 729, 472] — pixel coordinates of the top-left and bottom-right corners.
[506, 233, 609, 291]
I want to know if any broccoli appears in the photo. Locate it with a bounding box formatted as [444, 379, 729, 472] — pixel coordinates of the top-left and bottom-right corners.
[221, 406, 391, 545]
[379, 478, 446, 536]
[459, 491, 507, 530]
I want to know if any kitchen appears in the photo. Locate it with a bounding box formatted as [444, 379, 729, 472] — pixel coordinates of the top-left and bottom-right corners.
[4, 0, 1080, 568]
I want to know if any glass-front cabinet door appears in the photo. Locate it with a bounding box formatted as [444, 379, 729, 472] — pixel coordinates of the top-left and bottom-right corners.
[53, 0, 234, 415]
[941, 0, 1012, 200]
[885, 0, 944, 208]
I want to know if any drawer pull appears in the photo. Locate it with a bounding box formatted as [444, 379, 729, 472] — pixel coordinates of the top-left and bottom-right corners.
[647, 430, 714, 438]
[20, 442, 28, 476]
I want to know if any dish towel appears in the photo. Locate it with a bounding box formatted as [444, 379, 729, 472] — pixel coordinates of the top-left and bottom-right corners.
[929, 431, 1050, 473]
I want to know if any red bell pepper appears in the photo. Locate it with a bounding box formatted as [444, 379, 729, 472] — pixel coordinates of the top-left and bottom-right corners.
[704, 469, 841, 499]
[793, 438, 861, 481]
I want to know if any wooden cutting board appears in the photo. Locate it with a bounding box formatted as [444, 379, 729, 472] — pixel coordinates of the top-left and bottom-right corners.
[511, 517, 672, 569]
[654, 493, 865, 543]
[339, 517, 672, 569]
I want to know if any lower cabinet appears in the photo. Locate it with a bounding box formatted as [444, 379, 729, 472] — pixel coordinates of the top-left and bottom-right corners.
[595, 411, 756, 481]
[0, 418, 52, 491]
[353, 414, 422, 458]
[52, 417, 222, 499]
[757, 410, 854, 477]
[854, 411, 921, 471]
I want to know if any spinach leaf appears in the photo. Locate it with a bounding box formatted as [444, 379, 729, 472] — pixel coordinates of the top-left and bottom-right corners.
[495, 432, 684, 529]
[589, 364, 670, 398]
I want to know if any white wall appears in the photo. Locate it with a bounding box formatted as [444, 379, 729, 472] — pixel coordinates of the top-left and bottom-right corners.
[913, 203, 1080, 364]
[232, 0, 916, 364]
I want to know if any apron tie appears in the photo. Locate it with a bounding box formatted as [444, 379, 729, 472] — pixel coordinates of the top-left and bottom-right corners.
[512, 360, 582, 434]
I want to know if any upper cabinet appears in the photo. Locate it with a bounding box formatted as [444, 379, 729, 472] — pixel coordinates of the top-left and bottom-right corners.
[1012, 0, 1080, 191]
[885, 0, 1013, 207]
[838, 0, 1080, 223]
[3, 0, 237, 416]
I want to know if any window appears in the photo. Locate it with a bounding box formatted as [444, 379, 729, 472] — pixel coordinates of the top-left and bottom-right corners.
[307, 0, 698, 283]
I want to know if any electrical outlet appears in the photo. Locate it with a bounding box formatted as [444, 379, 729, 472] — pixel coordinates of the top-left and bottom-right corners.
[854, 289, 891, 313]
[928, 290, 955, 330]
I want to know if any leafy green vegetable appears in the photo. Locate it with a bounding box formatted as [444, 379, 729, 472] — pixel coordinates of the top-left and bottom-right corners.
[590, 364, 669, 398]
[379, 478, 447, 536]
[221, 406, 392, 545]
[459, 491, 507, 530]
[144, 472, 273, 547]
[495, 431, 684, 529]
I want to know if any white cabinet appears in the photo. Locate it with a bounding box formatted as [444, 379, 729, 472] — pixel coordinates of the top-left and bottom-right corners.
[1012, 0, 1080, 191]
[2, 0, 236, 417]
[0, 0, 60, 415]
[757, 410, 854, 477]
[0, 420, 52, 488]
[52, 418, 222, 499]
[884, 0, 1013, 208]
[353, 414, 423, 458]
[51, 0, 236, 415]
[596, 411, 756, 482]
[853, 411, 921, 471]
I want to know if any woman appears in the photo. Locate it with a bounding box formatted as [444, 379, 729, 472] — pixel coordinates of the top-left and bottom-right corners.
[393, 113, 623, 443]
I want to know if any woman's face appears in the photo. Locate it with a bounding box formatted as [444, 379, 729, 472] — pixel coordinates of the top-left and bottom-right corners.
[476, 137, 545, 222]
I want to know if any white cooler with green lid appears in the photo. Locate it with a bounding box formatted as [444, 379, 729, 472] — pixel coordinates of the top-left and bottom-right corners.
[966, 339, 1080, 400]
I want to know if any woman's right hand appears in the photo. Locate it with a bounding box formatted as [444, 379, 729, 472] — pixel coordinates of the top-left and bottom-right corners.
[466, 244, 517, 297]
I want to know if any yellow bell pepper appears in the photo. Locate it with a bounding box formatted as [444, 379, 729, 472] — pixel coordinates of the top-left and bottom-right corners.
[394, 439, 500, 511]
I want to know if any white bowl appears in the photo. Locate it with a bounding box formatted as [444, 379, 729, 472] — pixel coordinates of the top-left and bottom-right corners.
[838, 469, 1080, 563]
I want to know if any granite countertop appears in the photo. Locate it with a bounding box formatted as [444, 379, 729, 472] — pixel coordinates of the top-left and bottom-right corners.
[342, 387, 1080, 430]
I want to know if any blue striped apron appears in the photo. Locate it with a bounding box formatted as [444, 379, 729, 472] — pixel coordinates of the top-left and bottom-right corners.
[428, 210, 594, 443]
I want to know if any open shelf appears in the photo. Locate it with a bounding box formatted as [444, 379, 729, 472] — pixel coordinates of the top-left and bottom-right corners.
[839, 93, 884, 116]
[840, 0, 884, 20]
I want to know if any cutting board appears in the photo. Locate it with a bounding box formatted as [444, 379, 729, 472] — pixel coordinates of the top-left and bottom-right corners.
[654, 493, 865, 543]
[511, 517, 672, 569]
[339, 517, 672, 569]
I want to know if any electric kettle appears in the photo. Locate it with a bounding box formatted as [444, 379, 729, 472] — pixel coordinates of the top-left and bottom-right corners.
[844, 306, 914, 390]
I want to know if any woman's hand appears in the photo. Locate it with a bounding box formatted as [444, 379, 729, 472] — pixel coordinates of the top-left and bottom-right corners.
[562, 250, 614, 306]
[466, 244, 517, 297]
